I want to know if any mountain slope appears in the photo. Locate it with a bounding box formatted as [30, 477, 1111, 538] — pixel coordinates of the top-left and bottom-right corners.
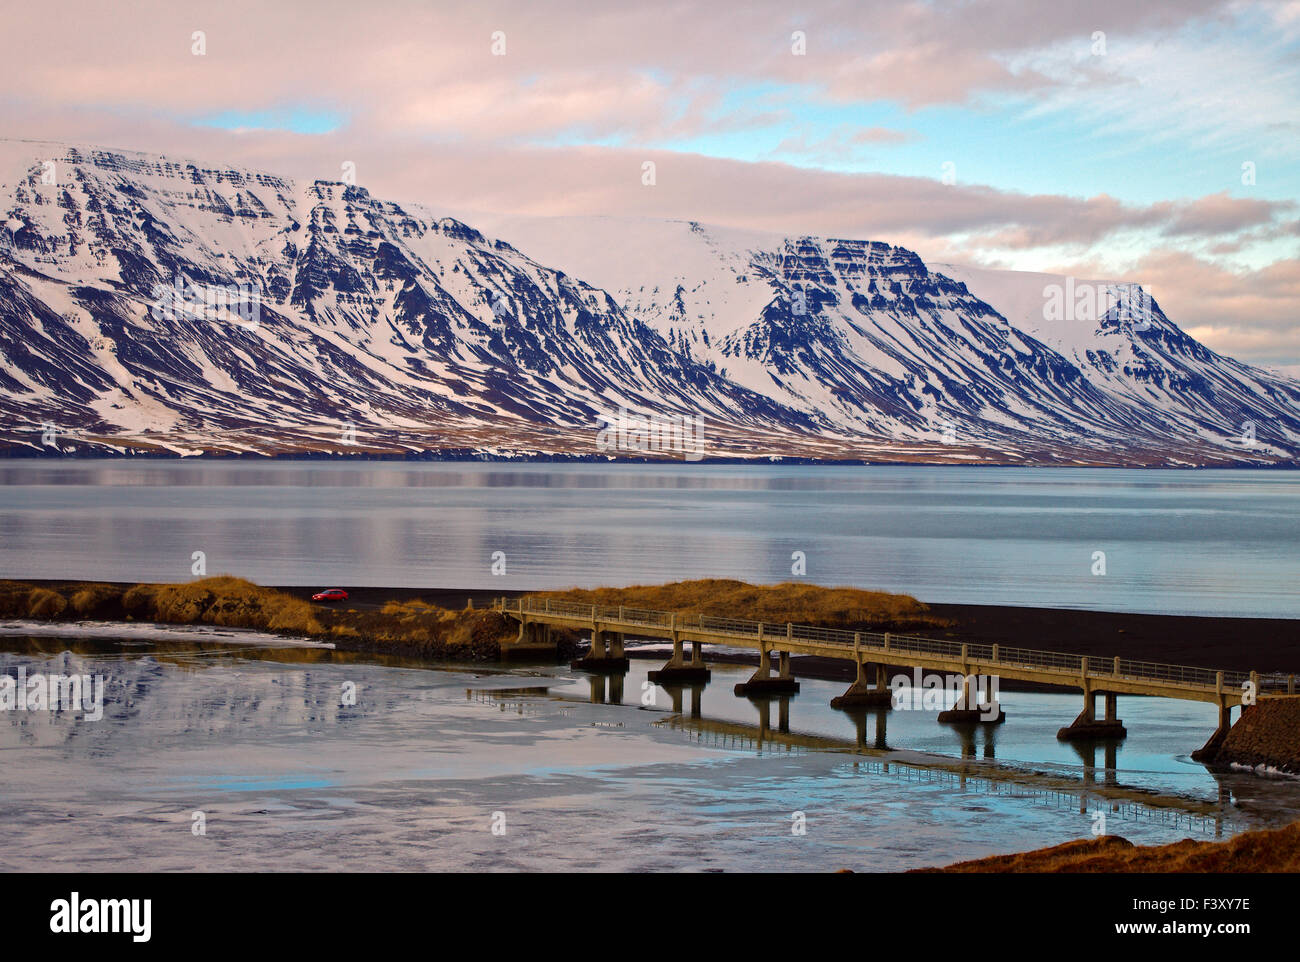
[478, 213, 1300, 463]
[0, 141, 1296, 465]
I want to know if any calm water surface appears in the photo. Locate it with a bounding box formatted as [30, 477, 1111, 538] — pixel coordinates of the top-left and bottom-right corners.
[2, 461, 1297, 869]
[1, 460, 1298, 617]
[2, 628, 1296, 872]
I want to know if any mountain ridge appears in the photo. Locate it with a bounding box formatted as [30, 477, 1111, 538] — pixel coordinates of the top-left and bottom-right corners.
[0, 140, 1296, 466]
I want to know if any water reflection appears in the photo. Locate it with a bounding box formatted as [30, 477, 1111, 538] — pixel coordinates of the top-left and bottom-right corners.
[3, 630, 1293, 869]
[506, 659, 1257, 839]
[4, 462, 1299, 616]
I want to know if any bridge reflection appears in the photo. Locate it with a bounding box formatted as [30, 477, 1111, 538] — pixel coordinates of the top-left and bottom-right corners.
[466, 672, 1243, 840]
[653, 705, 1236, 838]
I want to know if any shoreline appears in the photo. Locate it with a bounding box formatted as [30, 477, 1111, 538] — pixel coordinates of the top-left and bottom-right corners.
[8, 579, 1300, 678]
[6, 576, 1299, 871]
[6, 451, 1300, 468]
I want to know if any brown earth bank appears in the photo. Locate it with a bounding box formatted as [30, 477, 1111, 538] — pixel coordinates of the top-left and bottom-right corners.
[0, 578, 534, 662]
[0, 578, 947, 664]
[6, 578, 1300, 678]
[918, 820, 1300, 872]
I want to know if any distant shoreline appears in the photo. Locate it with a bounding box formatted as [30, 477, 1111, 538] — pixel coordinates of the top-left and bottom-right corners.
[2, 452, 1299, 468]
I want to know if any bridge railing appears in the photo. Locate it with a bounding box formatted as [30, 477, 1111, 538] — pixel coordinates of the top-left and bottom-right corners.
[496, 597, 1269, 693]
[1115, 658, 1228, 689]
[698, 615, 762, 637]
[996, 646, 1083, 673]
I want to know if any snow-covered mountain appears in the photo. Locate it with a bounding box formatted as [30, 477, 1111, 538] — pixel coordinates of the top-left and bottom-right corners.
[1, 141, 1296, 465]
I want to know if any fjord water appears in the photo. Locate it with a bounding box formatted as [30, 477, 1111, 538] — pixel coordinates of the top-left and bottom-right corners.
[3, 461, 1299, 870]
[1, 460, 1298, 617]
[3, 630, 1297, 872]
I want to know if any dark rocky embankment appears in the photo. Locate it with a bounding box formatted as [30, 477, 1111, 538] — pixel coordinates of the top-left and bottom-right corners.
[1198, 699, 1300, 774]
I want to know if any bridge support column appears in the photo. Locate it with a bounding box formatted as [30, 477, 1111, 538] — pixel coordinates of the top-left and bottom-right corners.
[648, 632, 711, 683]
[831, 659, 893, 709]
[734, 645, 800, 696]
[1056, 686, 1125, 740]
[938, 673, 1005, 724]
[499, 618, 563, 661]
[1192, 697, 1236, 762]
[571, 627, 630, 672]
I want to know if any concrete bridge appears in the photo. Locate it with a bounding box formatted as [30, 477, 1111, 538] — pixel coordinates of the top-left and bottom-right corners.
[495, 596, 1298, 757]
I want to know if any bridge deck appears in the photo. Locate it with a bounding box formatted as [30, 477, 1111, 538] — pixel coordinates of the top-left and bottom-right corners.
[496, 597, 1294, 706]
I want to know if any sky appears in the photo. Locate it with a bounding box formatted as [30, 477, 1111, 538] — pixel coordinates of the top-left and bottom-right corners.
[1, 0, 1297, 369]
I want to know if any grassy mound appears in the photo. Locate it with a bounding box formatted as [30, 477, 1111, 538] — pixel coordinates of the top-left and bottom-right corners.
[0, 576, 939, 661]
[1, 577, 325, 634]
[527, 579, 946, 632]
[25, 587, 68, 619]
[317, 599, 511, 659]
[121, 576, 325, 634]
[0, 581, 77, 619]
[0, 578, 511, 659]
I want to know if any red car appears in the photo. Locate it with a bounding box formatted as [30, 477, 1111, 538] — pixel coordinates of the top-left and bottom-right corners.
[312, 588, 349, 602]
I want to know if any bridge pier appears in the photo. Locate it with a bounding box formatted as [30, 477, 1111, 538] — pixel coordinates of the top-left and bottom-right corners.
[571, 628, 630, 672]
[937, 673, 1005, 724]
[735, 645, 800, 696]
[752, 694, 794, 746]
[647, 632, 711, 683]
[831, 660, 893, 709]
[1057, 683, 1126, 740]
[499, 619, 560, 660]
[660, 681, 705, 718]
[586, 671, 625, 705]
[1191, 696, 1236, 762]
[847, 707, 889, 751]
[1067, 739, 1120, 785]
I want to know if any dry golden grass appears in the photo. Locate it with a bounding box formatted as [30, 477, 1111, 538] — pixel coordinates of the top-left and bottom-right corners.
[379, 599, 448, 621]
[121, 576, 324, 634]
[0, 581, 46, 618]
[69, 584, 120, 617]
[529, 579, 946, 631]
[2, 577, 935, 658]
[921, 821, 1300, 873]
[443, 610, 514, 651]
[0, 578, 518, 661]
[26, 588, 68, 619]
